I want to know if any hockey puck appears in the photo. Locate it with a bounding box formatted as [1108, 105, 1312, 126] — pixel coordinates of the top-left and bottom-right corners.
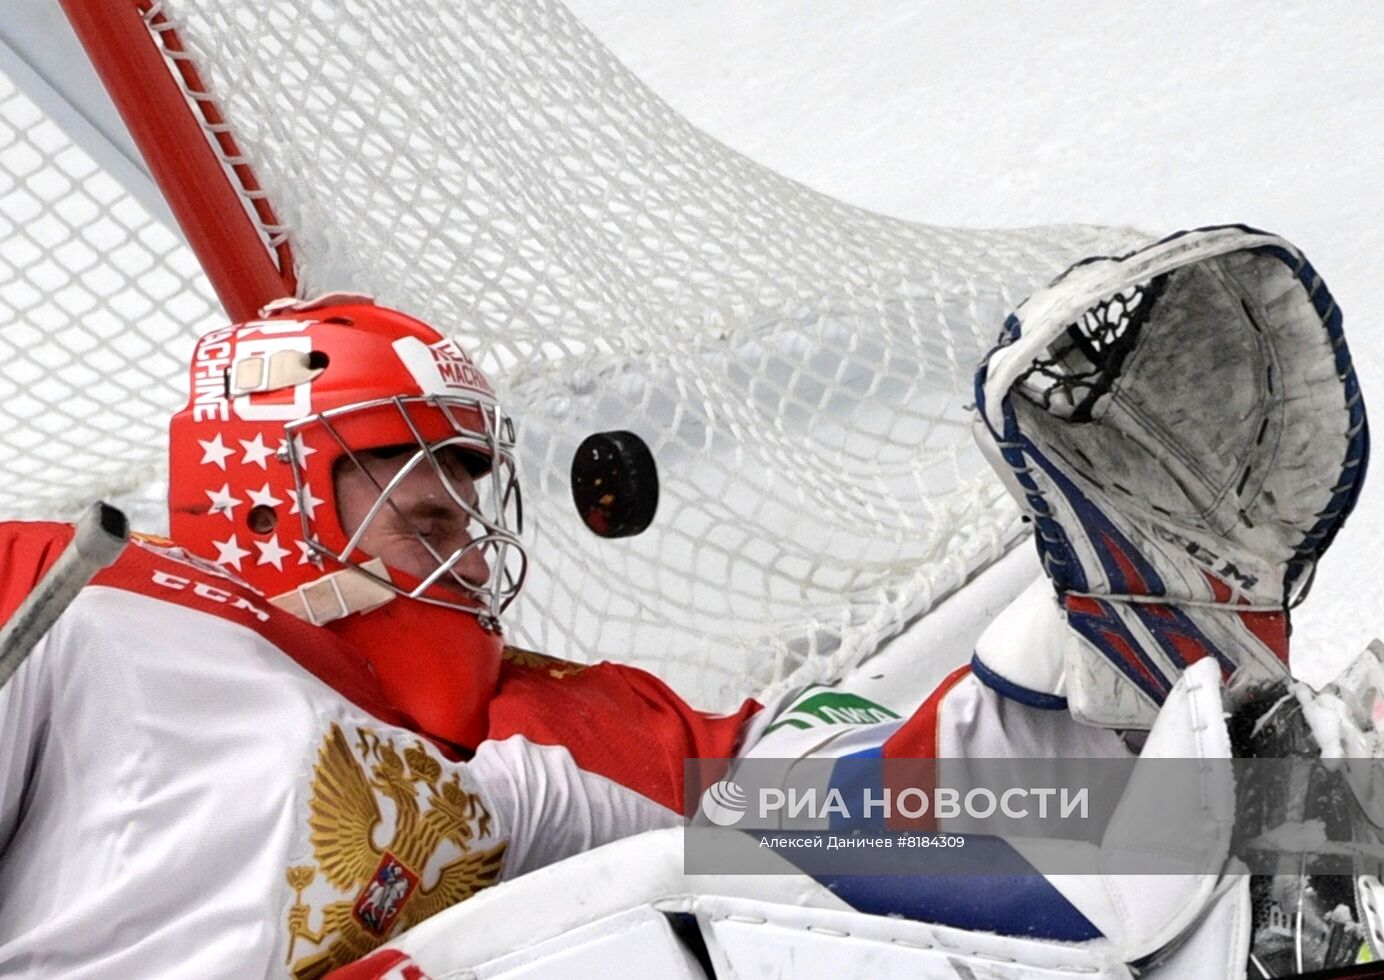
[571, 431, 659, 538]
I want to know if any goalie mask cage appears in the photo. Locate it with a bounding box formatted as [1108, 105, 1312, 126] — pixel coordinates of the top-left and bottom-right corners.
[2, 0, 1139, 708]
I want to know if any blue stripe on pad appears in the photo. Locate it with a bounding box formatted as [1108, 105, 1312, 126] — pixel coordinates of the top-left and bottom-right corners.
[806, 749, 1102, 941]
[813, 863, 1103, 942]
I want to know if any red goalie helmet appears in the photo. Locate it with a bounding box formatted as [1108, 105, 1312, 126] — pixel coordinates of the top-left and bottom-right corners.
[168, 296, 526, 747]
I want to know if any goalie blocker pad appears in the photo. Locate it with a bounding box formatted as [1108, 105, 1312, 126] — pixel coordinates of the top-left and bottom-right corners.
[973, 225, 1368, 729]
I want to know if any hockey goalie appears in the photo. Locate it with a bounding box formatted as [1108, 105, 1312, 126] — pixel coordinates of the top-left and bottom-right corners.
[0, 226, 1374, 979]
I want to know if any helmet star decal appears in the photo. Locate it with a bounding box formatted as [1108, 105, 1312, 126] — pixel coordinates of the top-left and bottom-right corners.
[254, 535, 293, 570]
[198, 433, 236, 469]
[212, 535, 252, 570]
[248, 483, 284, 510]
[295, 540, 324, 567]
[291, 484, 324, 521]
[239, 433, 276, 468]
[206, 483, 242, 520]
[277, 434, 317, 463]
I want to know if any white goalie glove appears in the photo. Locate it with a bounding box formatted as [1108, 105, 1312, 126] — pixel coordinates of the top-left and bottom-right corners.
[973, 225, 1368, 729]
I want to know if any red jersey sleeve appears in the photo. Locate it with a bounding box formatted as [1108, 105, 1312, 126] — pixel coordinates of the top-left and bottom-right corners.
[486, 649, 761, 813]
[0, 522, 77, 627]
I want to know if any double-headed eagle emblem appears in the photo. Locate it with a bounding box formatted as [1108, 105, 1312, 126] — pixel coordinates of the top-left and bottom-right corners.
[285, 724, 507, 978]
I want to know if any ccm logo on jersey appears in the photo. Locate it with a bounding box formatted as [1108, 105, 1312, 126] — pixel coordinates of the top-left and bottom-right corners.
[150, 569, 271, 622]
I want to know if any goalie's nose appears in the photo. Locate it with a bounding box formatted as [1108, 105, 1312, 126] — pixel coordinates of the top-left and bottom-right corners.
[443, 535, 492, 590]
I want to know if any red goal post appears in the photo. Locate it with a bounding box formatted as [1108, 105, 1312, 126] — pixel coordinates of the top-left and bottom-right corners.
[58, 0, 294, 321]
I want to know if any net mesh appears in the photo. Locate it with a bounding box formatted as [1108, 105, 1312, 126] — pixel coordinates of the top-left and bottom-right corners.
[0, 67, 221, 527]
[1016, 276, 1168, 424]
[5, 0, 1141, 707]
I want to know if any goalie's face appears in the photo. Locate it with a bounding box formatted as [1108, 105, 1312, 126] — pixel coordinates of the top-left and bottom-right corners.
[285, 394, 528, 629]
[334, 444, 494, 596]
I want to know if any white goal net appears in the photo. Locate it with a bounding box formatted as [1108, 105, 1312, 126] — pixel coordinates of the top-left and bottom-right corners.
[1, 0, 1139, 708]
[0, 66, 222, 522]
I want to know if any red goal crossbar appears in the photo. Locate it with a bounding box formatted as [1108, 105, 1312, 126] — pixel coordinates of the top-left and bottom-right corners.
[58, 0, 297, 323]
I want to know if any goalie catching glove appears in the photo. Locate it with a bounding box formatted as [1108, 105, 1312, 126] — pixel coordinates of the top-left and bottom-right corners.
[973, 225, 1368, 729]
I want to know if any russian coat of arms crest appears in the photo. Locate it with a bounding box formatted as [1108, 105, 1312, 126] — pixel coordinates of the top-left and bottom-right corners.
[284, 724, 507, 978]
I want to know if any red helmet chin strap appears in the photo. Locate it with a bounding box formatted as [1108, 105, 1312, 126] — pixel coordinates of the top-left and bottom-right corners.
[326, 595, 502, 751]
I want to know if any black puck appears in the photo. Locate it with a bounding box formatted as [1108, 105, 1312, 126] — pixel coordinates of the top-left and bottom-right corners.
[571, 431, 659, 538]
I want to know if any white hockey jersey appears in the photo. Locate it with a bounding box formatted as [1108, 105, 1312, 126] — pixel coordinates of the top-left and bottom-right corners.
[0, 522, 755, 978]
